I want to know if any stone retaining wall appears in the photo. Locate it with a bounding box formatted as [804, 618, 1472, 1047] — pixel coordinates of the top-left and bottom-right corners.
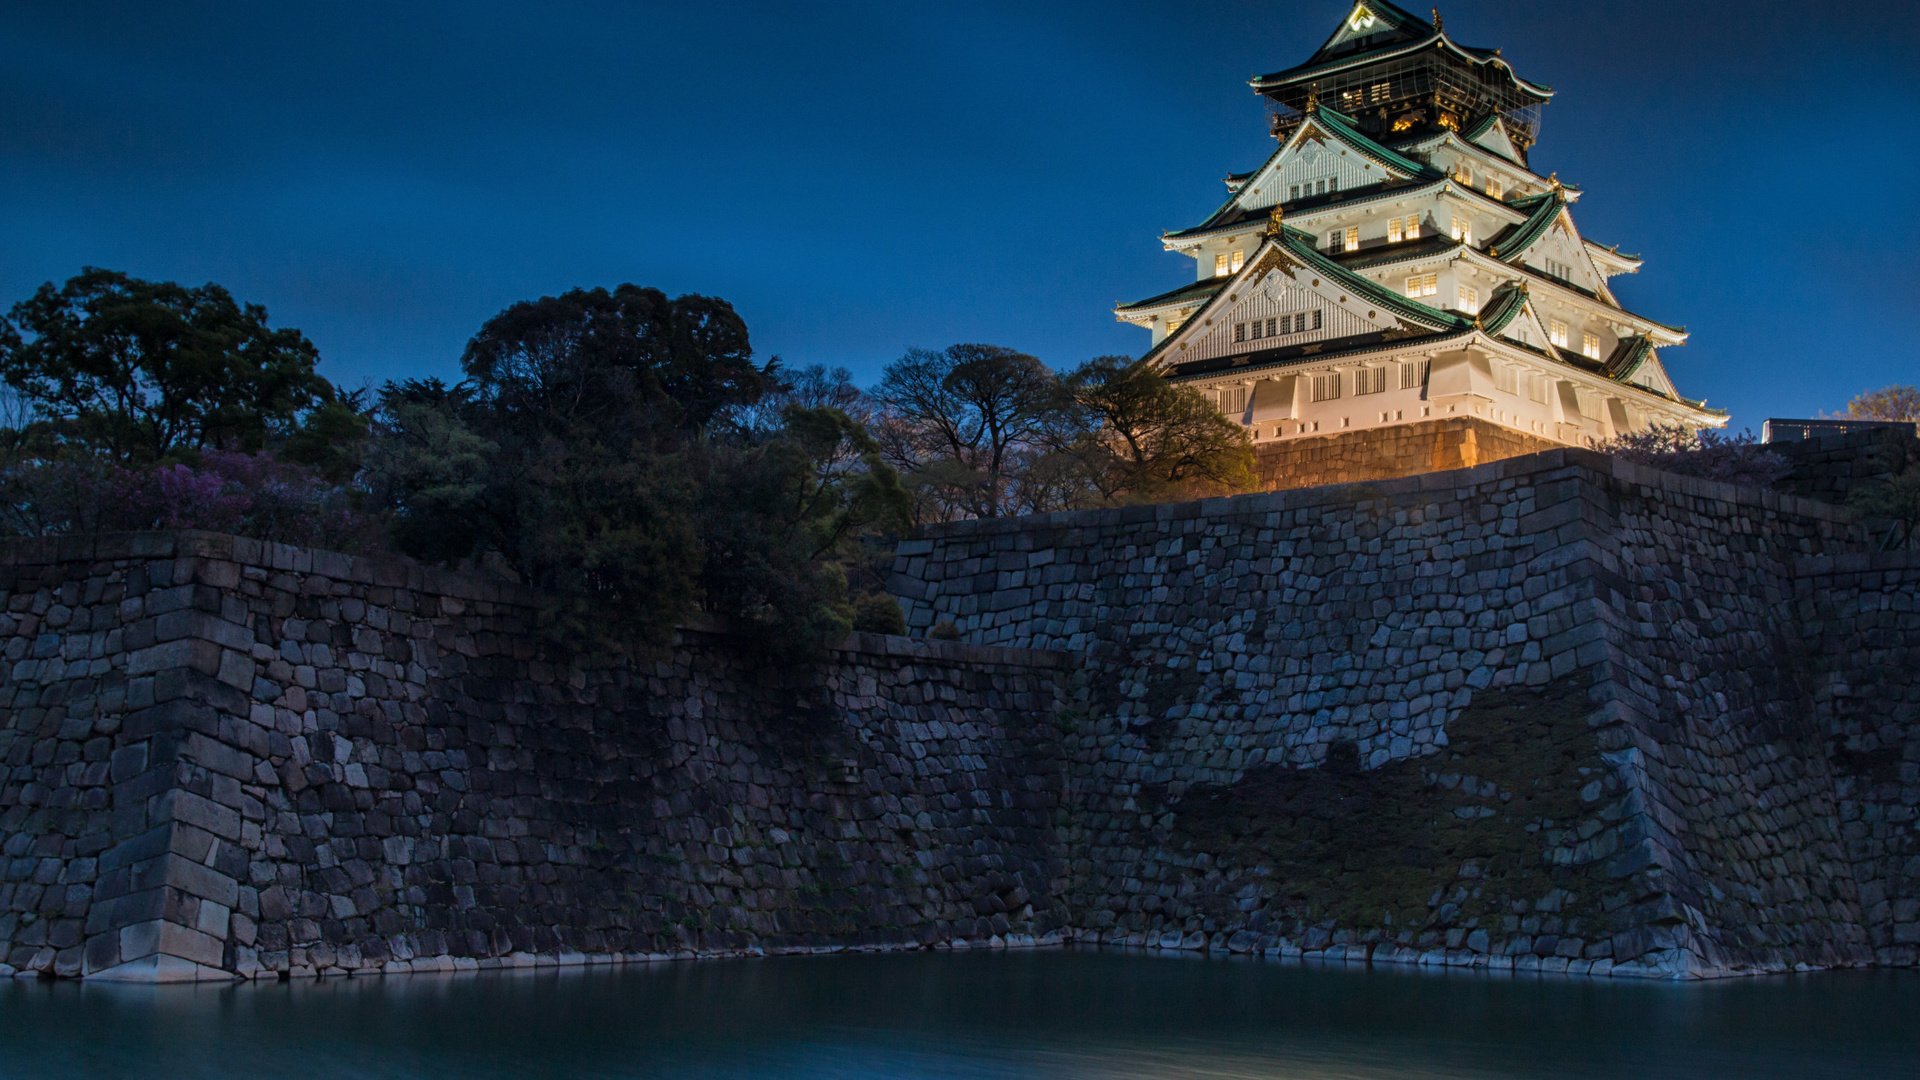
[894, 449, 1915, 977]
[1798, 552, 1920, 966]
[3, 448, 1915, 983]
[1, 534, 1069, 981]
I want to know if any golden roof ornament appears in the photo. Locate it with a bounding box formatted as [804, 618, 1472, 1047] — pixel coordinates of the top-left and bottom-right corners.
[1306, 85, 1321, 112]
[1266, 205, 1286, 237]
[1432, 7, 1443, 31]
[1549, 171, 1563, 191]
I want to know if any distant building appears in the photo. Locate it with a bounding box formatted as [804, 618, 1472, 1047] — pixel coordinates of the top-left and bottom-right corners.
[1116, 0, 1724, 489]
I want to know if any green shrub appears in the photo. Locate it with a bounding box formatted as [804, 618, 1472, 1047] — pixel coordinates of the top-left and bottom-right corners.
[851, 593, 907, 635]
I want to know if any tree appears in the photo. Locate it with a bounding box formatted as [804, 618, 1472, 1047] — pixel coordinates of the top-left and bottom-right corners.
[741, 363, 872, 434]
[280, 387, 373, 484]
[398, 286, 775, 648]
[0, 268, 333, 463]
[373, 285, 918, 656]
[698, 404, 910, 658]
[460, 284, 768, 444]
[364, 379, 494, 565]
[870, 344, 1071, 522]
[1064, 355, 1258, 502]
[1842, 385, 1920, 423]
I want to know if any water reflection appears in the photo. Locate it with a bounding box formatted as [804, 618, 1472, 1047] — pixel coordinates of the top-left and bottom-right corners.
[1, 950, 1913, 1078]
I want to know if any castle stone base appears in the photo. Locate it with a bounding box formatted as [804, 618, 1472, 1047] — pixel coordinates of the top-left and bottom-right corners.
[1253, 416, 1561, 491]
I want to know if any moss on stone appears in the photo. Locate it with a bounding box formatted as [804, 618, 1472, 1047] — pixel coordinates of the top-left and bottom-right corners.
[1156, 681, 1611, 934]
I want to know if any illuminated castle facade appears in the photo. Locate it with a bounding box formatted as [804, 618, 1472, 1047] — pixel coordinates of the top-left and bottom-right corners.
[1116, 1, 1721, 481]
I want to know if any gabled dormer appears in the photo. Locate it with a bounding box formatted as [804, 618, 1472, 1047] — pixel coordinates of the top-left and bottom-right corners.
[1143, 216, 1471, 373]
[1312, 0, 1436, 61]
[1477, 281, 1556, 353]
[1486, 190, 1614, 302]
[1463, 114, 1525, 165]
[1603, 336, 1685, 400]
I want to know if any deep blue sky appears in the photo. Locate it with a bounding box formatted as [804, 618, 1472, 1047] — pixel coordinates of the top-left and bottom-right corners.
[5, 0, 1918, 428]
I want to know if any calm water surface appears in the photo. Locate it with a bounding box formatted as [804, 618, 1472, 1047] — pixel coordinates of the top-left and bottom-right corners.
[1, 950, 1914, 1078]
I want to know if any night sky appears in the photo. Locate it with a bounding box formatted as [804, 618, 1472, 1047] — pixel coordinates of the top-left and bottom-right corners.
[5, 0, 1918, 429]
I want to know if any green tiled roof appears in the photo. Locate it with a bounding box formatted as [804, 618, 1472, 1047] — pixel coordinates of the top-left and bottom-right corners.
[1335, 235, 1466, 271]
[1162, 325, 1471, 382]
[1116, 276, 1230, 314]
[1311, 105, 1440, 177]
[1463, 113, 1502, 141]
[1169, 174, 1443, 241]
[1488, 190, 1566, 262]
[1602, 336, 1655, 383]
[1476, 281, 1531, 335]
[1252, 32, 1553, 100]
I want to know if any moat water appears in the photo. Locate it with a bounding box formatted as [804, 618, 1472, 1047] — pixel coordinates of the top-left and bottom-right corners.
[1, 951, 1913, 1078]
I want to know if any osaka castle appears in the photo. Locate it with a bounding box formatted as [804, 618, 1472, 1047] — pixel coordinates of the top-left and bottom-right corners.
[1115, 0, 1723, 487]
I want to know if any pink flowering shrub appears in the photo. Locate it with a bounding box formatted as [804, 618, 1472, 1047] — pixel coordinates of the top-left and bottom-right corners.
[1, 449, 373, 548]
[1598, 425, 1790, 489]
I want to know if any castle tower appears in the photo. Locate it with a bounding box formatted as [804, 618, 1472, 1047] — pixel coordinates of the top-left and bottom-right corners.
[1115, 0, 1723, 489]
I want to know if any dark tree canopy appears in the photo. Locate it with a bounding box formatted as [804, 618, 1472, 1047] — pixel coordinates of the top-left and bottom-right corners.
[1064, 356, 1257, 503]
[0, 268, 333, 463]
[871, 344, 1072, 522]
[699, 404, 910, 656]
[372, 285, 911, 658]
[461, 284, 768, 442]
[0, 269, 1288, 664]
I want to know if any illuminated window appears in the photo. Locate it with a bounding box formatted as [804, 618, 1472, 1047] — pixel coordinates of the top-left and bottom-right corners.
[1355, 367, 1387, 395]
[1485, 177, 1504, 199]
[1458, 286, 1480, 314]
[1389, 218, 1404, 243]
[1454, 164, 1472, 185]
[1310, 372, 1342, 402]
[1451, 216, 1473, 244]
[1405, 214, 1421, 239]
[1343, 227, 1359, 253]
[1231, 250, 1246, 273]
[1399, 359, 1431, 390]
[1582, 331, 1602, 360]
[1405, 273, 1438, 298]
[1549, 320, 1569, 348]
[1214, 253, 1229, 277]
